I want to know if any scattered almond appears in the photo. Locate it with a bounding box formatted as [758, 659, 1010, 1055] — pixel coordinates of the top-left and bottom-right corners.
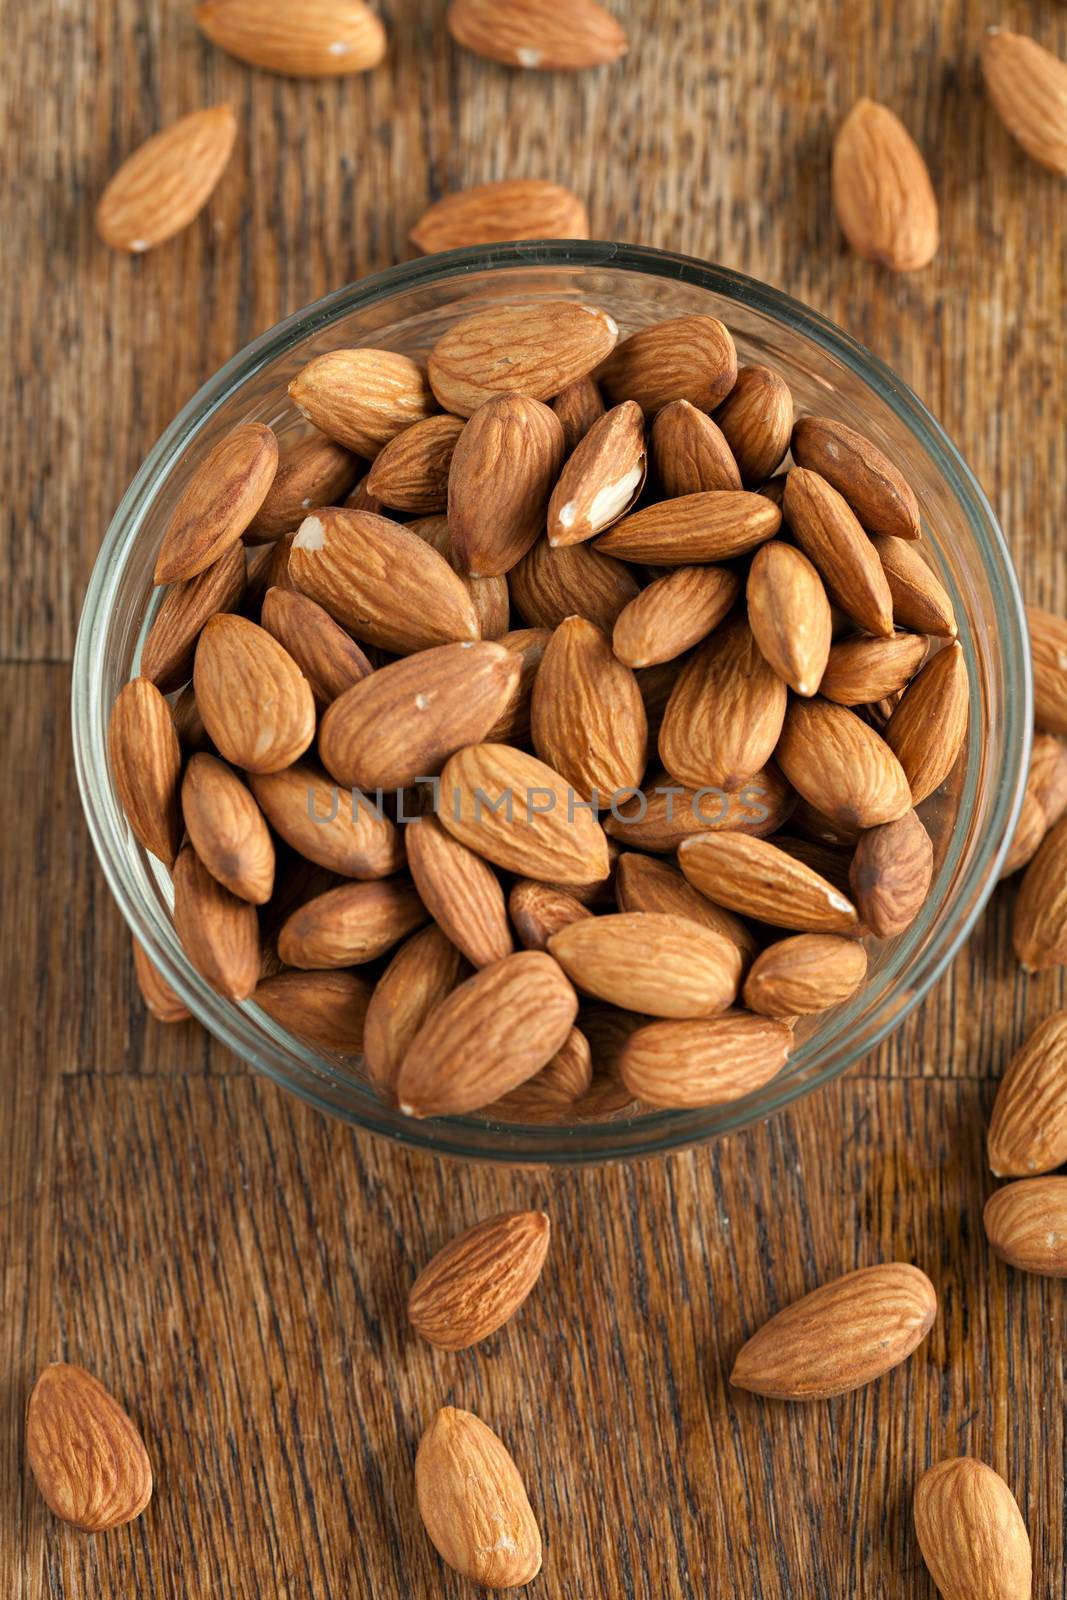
[408, 1210, 550, 1349]
[415, 1407, 541, 1589]
[914, 1457, 1032, 1600]
[1014, 813, 1067, 970]
[411, 178, 589, 252]
[831, 98, 939, 271]
[1027, 604, 1067, 734]
[984, 1176, 1067, 1277]
[26, 1364, 153, 1531]
[447, 0, 626, 71]
[988, 1011, 1067, 1176]
[195, 0, 387, 75]
[982, 28, 1067, 177]
[96, 105, 237, 253]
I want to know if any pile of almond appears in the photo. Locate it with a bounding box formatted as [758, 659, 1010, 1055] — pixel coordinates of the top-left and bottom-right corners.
[110, 299, 975, 1123]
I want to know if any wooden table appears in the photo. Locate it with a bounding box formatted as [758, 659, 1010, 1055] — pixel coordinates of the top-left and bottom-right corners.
[4, 1, 1066, 1593]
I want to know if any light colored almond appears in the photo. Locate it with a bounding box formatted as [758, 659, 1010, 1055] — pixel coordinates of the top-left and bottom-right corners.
[776, 697, 912, 828]
[108, 677, 183, 866]
[26, 1364, 153, 1532]
[141, 543, 246, 691]
[530, 615, 646, 802]
[487, 1026, 593, 1121]
[1029, 732, 1067, 825]
[713, 365, 794, 485]
[155, 422, 278, 584]
[172, 841, 261, 1000]
[832, 98, 939, 271]
[195, 0, 386, 74]
[96, 105, 236, 253]
[411, 178, 589, 251]
[984, 1176, 1067, 1276]
[181, 753, 274, 904]
[982, 28, 1067, 176]
[746, 541, 832, 697]
[784, 468, 894, 637]
[818, 631, 927, 706]
[193, 613, 315, 773]
[551, 375, 605, 453]
[659, 614, 787, 792]
[650, 399, 741, 495]
[988, 1011, 1067, 1176]
[1014, 814, 1067, 970]
[415, 1407, 542, 1589]
[791, 415, 921, 539]
[365, 413, 464, 513]
[550, 912, 740, 1018]
[132, 938, 191, 1024]
[509, 536, 639, 633]
[448, 0, 625, 69]
[249, 760, 403, 878]
[289, 349, 435, 457]
[679, 830, 859, 934]
[253, 969, 372, 1053]
[743, 934, 867, 1018]
[872, 534, 957, 637]
[278, 877, 427, 969]
[260, 587, 373, 708]
[884, 641, 969, 804]
[362, 925, 468, 1097]
[849, 808, 933, 938]
[1001, 788, 1049, 882]
[914, 1457, 1031, 1600]
[408, 1211, 550, 1350]
[428, 301, 618, 417]
[613, 564, 738, 670]
[448, 394, 565, 574]
[406, 814, 513, 968]
[596, 489, 780, 564]
[614, 851, 756, 963]
[1027, 604, 1067, 734]
[484, 627, 552, 742]
[604, 764, 794, 852]
[618, 1012, 792, 1108]
[246, 431, 359, 540]
[547, 400, 645, 545]
[598, 314, 737, 416]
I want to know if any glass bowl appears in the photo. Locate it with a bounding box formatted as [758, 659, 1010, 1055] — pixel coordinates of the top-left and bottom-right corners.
[72, 241, 1031, 1165]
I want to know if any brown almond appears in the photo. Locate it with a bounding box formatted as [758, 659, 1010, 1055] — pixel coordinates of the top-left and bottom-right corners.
[775, 835, 857, 900]
[406, 814, 513, 968]
[181, 753, 274, 904]
[849, 808, 933, 938]
[549, 912, 740, 1018]
[171, 682, 211, 753]
[508, 879, 593, 951]
[730, 1263, 938, 1399]
[832, 98, 939, 271]
[613, 564, 739, 669]
[396, 950, 578, 1116]
[595, 489, 781, 565]
[253, 969, 372, 1053]
[246, 431, 360, 540]
[195, 0, 386, 75]
[982, 28, 1067, 177]
[792, 415, 921, 540]
[288, 349, 435, 457]
[679, 831, 860, 934]
[650, 399, 741, 497]
[365, 414, 464, 514]
[415, 1407, 542, 1588]
[776, 697, 912, 829]
[244, 534, 299, 612]
[884, 641, 969, 804]
[485, 627, 552, 742]
[289, 507, 479, 652]
[872, 534, 958, 637]
[711, 365, 794, 485]
[408, 514, 511, 640]
[26, 1364, 153, 1532]
[614, 851, 756, 963]
[742, 934, 867, 1018]
[408, 1211, 550, 1350]
[447, 0, 626, 70]
[411, 178, 588, 252]
[488, 1026, 593, 1121]
[598, 314, 737, 416]
[1027, 604, 1067, 734]
[108, 678, 183, 866]
[428, 301, 618, 417]
[790, 796, 862, 849]
[818, 631, 927, 706]
[988, 1011, 1067, 1176]
[141, 542, 246, 691]
[784, 468, 894, 637]
[552, 375, 605, 453]
[193, 613, 315, 773]
[343, 471, 384, 514]
[984, 1177, 1067, 1276]
[914, 1458, 1032, 1600]
[618, 1012, 792, 1108]
[530, 616, 647, 801]
[547, 400, 645, 546]
[604, 764, 794, 852]
[636, 660, 684, 741]
[746, 542, 833, 697]
[1013, 814, 1067, 970]
[96, 105, 236, 253]
[277, 877, 427, 969]
[260, 587, 373, 709]
[659, 614, 787, 792]
[249, 760, 403, 879]
[172, 841, 261, 1000]
[155, 423, 279, 584]
[362, 925, 468, 1097]
[448, 395, 565, 574]
[1001, 789, 1050, 882]
[1029, 732, 1067, 825]
[509, 537, 639, 633]
[132, 937, 191, 1024]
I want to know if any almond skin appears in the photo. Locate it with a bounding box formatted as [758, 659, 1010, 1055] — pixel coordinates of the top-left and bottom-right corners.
[447, 0, 626, 70]
[712, 365, 794, 485]
[884, 641, 969, 804]
[407, 514, 511, 639]
[982, 28, 1067, 177]
[488, 1026, 593, 1120]
[914, 1458, 1032, 1600]
[509, 537, 639, 633]
[155, 423, 279, 584]
[180, 753, 275, 904]
[26, 1364, 153, 1531]
[288, 349, 435, 457]
[746, 542, 833, 697]
[196, 0, 386, 74]
[730, 1262, 938, 1400]
[411, 178, 589, 252]
[408, 1211, 550, 1350]
[618, 1012, 792, 1108]
[988, 1011, 1067, 1176]
[1026, 604, 1067, 734]
[552, 375, 605, 453]
[96, 105, 236, 253]
[415, 1407, 542, 1589]
[277, 877, 427, 969]
[406, 814, 513, 968]
[428, 301, 618, 417]
[249, 761, 403, 879]
[173, 841, 261, 1001]
[319, 642, 521, 791]
[849, 808, 933, 938]
[595, 489, 781, 565]
[776, 697, 913, 829]
[550, 912, 741, 1018]
[614, 851, 757, 963]
[260, 587, 373, 709]
[193, 613, 315, 773]
[598, 314, 737, 416]
[604, 764, 794, 852]
[509, 879, 592, 951]
[832, 98, 939, 271]
[140, 542, 247, 691]
[784, 467, 894, 638]
[132, 938, 191, 1024]
[365, 414, 464, 514]
[613, 565, 739, 669]
[742, 934, 868, 1018]
[362, 925, 468, 1097]
[679, 831, 860, 934]
[872, 534, 958, 637]
[547, 400, 645, 545]
[791, 415, 921, 540]
[246, 432, 359, 541]
[289, 508, 479, 653]
[396, 951, 579, 1116]
[650, 400, 741, 495]
[818, 631, 927, 706]
[984, 1177, 1067, 1276]
[659, 614, 787, 792]
[253, 969, 372, 1053]
[448, 394, 565, 574]
[1013, 814, 1067, 970]
[531, 616, 647, 802]
[108, 677, 183, 866]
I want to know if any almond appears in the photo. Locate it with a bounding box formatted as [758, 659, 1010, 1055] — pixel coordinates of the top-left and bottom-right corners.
[982, 28, 1067, 177]
[428, 301, 618, 417]
[406, 814, 513, 968]
[784, 468, 894, 637]
[509, 536, 639, 633]
[914, 1458, 1032, 1600]
[849, 808, 933, 938]
[447, 0, 626, 70]
[604, 764, 794, 852]
[140, 543, 247, 691]
[1001, 788, 1049, 882]
[246, 431, 360, 540]
[249, 760, 403, 878]
[362, 413, 463, 513]
[549, 911, 740, 1018]
[411, 178, 589, 252]
[746, 542, 833, 697]
[547, 400, 645, 545]
[132, 937, 191, 1024]
[636, 660, 684, 741]
[195, 0, 386, 74]
[776, 834, 857, 899]
[872, 534, 958, 637]
[742, 934, 868, 1018]
[791, 415, 921, 540]
[595, 489, 780, 564]
[818, 631, 927, 706]
[155, 423, 279, 584]
[319, 641, 521, 790]
[95, 105, 236, 253]
[260, 587, 373, 708]
[26, 1364, 153, 1531]
[552, 374, 605, 453]
[277, 877, 427, 969]
[614, 851, 757, 963]
[484, 627, 552, 742]
[396, 950, 578, 1116]
[1029, 731, 1067, 825]
[613, 565, 739, 670]
[1027, 604, 1067, 734]
[288, 349, 435, 457]
[618, 1012, 792, 1108]
[173, 841, 261, 1000]
[439, 742, 611, 884]
[776, 697, 912, 828]
[193, 613, 315, 773]
[832, 98, 939, 271]
[245, 534, 300, 610]
[679, 831, 859, 934]
[884, 641, 969, 803]
[650, 399, 741, 495]
[598, 314, 737, 415]
[181, 753, 275, 904]
[448, 394, 565, 574]
[712, 365, 794, 485]
[1014, 814, 1067, 970]
[730, 1262, 938, 1399]
[488, 1026, 593, 1120]
[171, 682, 211, 753]
[509, 879, 592, 950]
[289, 508, 479, 652]
[253, 969, 372, 1053]
[408, 514, 511, 639]
[988, 1011, 1067, 1176]
[408, 1210, 550, 1350]
[415, 1407, 542, 1588]
[108, 677, 183, 866]
[362, 925, 468, 1097]
[984, 1176, 1067, 1276]
[791, 796, 862, 849]
[659, 614, 787, 792]
[343, 471, 384, 514]
[530, 616, 647, 801]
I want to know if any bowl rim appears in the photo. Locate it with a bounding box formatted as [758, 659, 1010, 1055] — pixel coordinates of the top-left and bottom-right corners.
[72, 239, 1032, 1165]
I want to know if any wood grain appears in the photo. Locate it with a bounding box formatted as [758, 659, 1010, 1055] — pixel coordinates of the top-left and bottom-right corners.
[2, 0, 1067, 1592]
